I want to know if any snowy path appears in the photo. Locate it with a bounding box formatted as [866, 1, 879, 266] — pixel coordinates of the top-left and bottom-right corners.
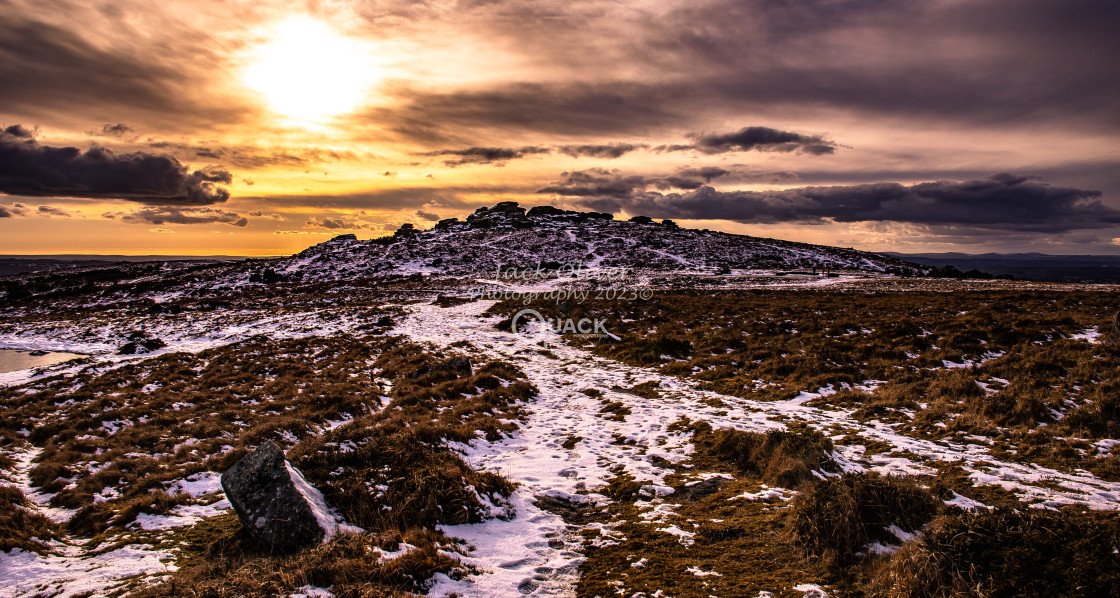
[396, 299, 1120, 597]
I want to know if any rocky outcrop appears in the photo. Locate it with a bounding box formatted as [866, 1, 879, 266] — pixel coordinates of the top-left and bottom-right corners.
[220, 441, 343, 551]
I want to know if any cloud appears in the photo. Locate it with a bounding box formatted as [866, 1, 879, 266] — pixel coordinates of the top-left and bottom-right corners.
[247, 211, 285, 221]
[145, 140, 363, 169]
[306, 217, 375, 230]
[557, 144, 646, 159]
[0, 16, 249, 132]
[36, 204, 74, 217]
[537, 168, 653, 199]
[691, 126, 838, 155]
[149, 228, 175, 234]
[353, 0, 1118, 146]
[92, 123, 134, 138]
[0, 202, 27, 217]
[421, 145, 551, 166]
[104, 206, 247, 227]
[678, 167, 730, 182]
[415, 209, 440, 221]
[0, 127, 232, 205]
[3, 124, 34, 138]
[544, 172, 1116, 232]
[537, 167, 751, 199]
[416, 127, 836, 169]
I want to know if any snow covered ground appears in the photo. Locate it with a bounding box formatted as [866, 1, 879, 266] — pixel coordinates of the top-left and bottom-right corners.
[394, 299, 1120, 596]
[1, 280, 1119, 597]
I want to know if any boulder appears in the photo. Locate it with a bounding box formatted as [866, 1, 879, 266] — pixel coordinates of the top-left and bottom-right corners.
[221, 442, 340, 551]
[527, 205, 569, 217]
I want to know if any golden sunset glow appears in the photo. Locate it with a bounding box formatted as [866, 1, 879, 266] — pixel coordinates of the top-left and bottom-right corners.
[242, 17, 379, 125]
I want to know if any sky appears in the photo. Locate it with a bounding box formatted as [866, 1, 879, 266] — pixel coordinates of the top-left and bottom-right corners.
[1, 0, 1118, 256]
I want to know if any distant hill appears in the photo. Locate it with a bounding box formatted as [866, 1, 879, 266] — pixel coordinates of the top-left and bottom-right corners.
[0, 255, 253, 277]
[0, 205, 922, 305]
[886, 252, 1120, 283]
[279, 202, 917, 282]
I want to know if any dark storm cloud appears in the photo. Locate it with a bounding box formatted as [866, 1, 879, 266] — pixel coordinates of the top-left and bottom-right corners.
[691, 126, 837, 155]
[0, 18, 245, 131]
[374, 81, 679, 140]
[0, 127, 231, 204]
[420, 145, 551, 167]
[0, 205, 13, 218]
[557, 144, 646, 159]
[415, 210, 440, 221]
[367, 0, 1119, 141]
[105, 206, 247, 227]
[418, 127, 834, 168]
[544, 172, 1115, 232]
[678, 167, 730, 182]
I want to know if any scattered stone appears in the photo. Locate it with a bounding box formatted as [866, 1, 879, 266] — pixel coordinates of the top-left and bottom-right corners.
[533, 494, 603, 525]
[675, 477, 727, 501]
[697, 524, 745, 542]
[221, 441, 342, 551]
[117, 338, 165, 355]
[412, 356, 473, 378]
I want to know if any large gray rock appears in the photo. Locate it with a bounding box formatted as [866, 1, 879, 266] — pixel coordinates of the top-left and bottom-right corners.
[221, 441, 338, 551]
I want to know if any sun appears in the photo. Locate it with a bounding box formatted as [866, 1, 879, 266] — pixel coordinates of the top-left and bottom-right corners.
[243, 16, 378, 125]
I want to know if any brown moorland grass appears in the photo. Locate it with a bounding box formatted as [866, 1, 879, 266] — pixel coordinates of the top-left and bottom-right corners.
[790, 472, 941, 568]
[0, 484, 61, 554]
[868, 508, 1120, 598]
[692, 423, 840, 488]
[0, 327, 535, 595]
[493, 289, 1120, 477]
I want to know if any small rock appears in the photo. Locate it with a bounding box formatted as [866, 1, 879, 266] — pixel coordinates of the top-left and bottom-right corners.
[375, 315, 394, 327]
[412, 356, 473, 378]
[117, 338, 165, 355]
[221, 442, 340, 551]
[675, 477, 726, 501]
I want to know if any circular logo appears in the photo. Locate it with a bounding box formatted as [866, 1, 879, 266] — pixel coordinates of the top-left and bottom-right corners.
[510, 308, 550, 340]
